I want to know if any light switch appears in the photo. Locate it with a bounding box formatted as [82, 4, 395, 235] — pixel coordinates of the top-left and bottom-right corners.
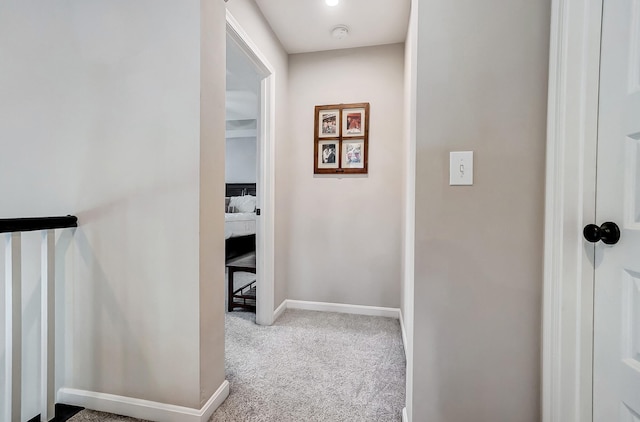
[449, 151, 473, 185]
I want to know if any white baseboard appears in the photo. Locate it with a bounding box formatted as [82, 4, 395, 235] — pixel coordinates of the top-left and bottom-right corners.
[402, 407, 409, 422]
[273, 299, 287, 322]
[285, 299, 401, 319]
[398, 311, 408, 359]
[399, 310, 408, 359]
[57, 380, 229, 422]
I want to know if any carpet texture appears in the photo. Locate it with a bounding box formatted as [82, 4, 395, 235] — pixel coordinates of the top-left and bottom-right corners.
[67, 410, 146, 421]
[211, 309, 406, 421]
[64, 309, 406, 422]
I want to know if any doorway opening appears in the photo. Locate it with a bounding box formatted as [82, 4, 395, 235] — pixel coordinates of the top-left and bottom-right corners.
[225, 11, 275, 326]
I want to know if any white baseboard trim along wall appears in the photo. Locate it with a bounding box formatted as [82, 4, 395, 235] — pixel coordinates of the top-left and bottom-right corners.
[273, 299, 287, 321]
[281, 299, 400, 319]
[403, 406, 409, 422]
[57, 380, 229, 422]
[398, 310, 408, 359]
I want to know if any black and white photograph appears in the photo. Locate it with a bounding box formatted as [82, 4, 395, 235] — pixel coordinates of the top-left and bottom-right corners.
[322, 143, 337, 164]
[317, 141, 339, 169]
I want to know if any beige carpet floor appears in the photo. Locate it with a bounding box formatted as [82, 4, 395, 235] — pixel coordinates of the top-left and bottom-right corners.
[68, 410, 146, 421]
[211, 309, 405, 421]
[67, 309, 406, 422]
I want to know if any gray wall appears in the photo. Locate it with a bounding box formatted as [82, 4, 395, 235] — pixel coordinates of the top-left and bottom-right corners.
[285, 44, 404, 308]
[200, 0, 227, 407]
[412, 0, 550, 420]
[225, 137, 257, 183]
[0, 0, 226, 411]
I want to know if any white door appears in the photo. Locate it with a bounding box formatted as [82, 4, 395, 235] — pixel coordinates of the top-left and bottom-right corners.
[592, 0, 640, 420]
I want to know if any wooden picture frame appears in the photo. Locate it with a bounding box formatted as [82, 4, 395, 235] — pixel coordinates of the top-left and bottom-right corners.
[314, 102, 370, 174]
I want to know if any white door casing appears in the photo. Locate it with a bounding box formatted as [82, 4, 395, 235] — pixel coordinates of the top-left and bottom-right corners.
[543, 0, 601, 420]
[226, 11, 276, 326]
[593, 0, 640, 419]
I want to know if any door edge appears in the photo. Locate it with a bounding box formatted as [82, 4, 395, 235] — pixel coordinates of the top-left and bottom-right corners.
[543, 0, 602, 421]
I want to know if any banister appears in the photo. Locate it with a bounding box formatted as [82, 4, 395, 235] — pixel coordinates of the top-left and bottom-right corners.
[0, 215, 78, 233]
[1, 215, 77, 421]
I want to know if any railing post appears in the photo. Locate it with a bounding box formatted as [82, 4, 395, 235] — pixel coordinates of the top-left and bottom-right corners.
[4, 232, 22, 422]
[0, 216, 76, 421]
[40, 230, 55, 421]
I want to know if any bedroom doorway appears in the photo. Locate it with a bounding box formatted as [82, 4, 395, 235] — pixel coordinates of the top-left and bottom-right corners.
[225, 10, 275, 326]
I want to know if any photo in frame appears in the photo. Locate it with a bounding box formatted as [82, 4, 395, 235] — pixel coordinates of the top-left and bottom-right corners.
[317, 140, 339, 169]
[342, 108, 366, 137]
[341, 139, 365, 169]
[318, 109, 340, 138]
[314, 103, 369, 174]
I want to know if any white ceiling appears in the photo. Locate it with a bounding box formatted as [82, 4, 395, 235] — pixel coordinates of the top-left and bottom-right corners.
[226, 0, 411, 127]
[254, 0, 411, 54]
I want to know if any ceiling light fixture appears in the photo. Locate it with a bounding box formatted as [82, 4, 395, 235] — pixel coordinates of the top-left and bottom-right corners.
[325, 0, 339, 6]
[331, 25, 350, 39]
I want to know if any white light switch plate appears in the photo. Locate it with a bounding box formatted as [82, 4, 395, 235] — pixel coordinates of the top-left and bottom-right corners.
[449, 151, 473, 185]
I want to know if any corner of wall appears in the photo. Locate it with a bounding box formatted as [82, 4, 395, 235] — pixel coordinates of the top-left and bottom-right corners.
[199, 0, 227, 405]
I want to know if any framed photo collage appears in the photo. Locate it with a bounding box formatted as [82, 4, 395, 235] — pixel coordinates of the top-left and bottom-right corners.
[314, 102, 370, 174]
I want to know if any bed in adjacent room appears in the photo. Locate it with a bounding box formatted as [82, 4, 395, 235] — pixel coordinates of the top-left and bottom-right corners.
[225, 211, 256, 239]
[225, 183, 257, 261]
[225, 183, 257, 311]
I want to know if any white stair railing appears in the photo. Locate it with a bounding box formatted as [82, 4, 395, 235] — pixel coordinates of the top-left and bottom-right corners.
[4, 232, 22, 422]
[1, 216, 77, 422]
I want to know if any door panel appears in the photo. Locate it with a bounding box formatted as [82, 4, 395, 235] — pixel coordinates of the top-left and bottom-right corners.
[625, 136, 640, 227]
[595, 0, 640, 420]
